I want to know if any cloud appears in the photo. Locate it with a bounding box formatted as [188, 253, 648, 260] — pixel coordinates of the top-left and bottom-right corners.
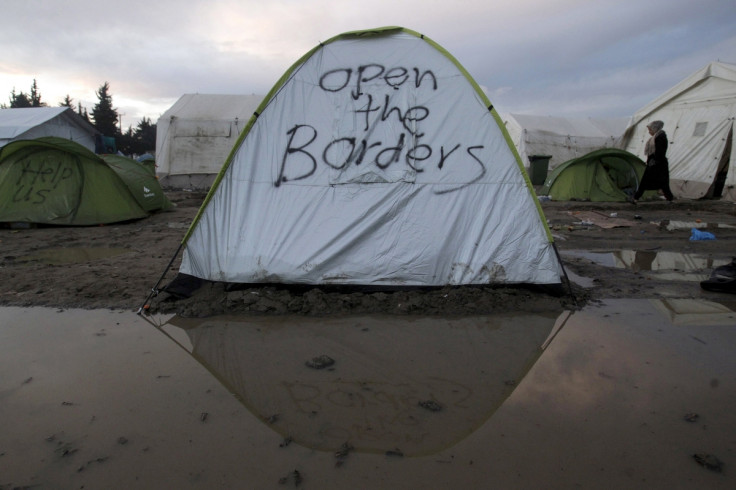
[1, 0, 735, 127]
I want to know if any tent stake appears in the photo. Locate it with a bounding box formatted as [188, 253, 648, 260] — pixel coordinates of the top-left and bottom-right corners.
[137, 242, 183, 315]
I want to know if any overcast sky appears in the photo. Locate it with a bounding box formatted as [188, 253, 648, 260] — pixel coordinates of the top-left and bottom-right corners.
[2, 0, 735, 129]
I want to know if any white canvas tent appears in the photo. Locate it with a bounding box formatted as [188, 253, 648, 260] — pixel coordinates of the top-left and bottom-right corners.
[621, 62, 736, 201]
[0, 107, 99, 151]
[503, 113, 629, 176]
[155, 94, 264, 189]
[177, 27, 561, 288]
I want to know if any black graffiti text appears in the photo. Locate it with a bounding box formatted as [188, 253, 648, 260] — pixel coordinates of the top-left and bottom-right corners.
[319, 64, 438, 100]
[275, 123, 486, 193]
[12, 159, 75, 204]
[356, 94, 429, 134]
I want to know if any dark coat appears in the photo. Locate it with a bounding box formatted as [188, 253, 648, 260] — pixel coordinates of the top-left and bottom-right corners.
[639, 131, 670, 190]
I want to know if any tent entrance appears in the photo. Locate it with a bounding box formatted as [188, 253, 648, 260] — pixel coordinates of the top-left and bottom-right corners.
[599, 157, 640, 197]
[710, 125, 732, 198]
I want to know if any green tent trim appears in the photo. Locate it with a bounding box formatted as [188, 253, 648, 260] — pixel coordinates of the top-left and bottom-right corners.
[0, 137, 171, 225]
[539, 148, 656, 202]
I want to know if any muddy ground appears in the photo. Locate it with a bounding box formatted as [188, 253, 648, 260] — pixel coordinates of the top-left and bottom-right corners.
[1, 190, 735, 317]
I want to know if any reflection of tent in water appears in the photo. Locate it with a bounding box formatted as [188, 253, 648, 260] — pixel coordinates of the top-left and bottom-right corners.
[161, 312, 565, 456]
[174, 26, 562, 288]
[539, 148, 651, 202]
[610, 250, 731, 275]
[566, 249, 732, 282]
[0, 137, 172, 225]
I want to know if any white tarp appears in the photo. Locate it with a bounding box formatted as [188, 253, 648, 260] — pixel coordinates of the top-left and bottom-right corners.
[155, 94, 264, 188]
[503, 113, 629, 171]
[0, 107, 98, 151]
[179, 28, 561, 286]
[621, 62, 736, 201]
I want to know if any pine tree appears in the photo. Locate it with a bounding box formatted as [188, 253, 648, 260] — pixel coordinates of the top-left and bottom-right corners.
[8, 87, 32, 107]
[117, 117, 157, 155]
[4, 80, 46, 108]
[29, 79, 44, 107]
[77, 102, 90, 122]
[134, 117, 156, 153]
[118, 125, 135, 155]
[91, 82, 119, 136]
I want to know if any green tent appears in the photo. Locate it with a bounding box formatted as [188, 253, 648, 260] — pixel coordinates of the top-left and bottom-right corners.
[135, 153, 156, 176]
[539, 148, 654, 202]
[0, 137, 171, 225]
[100, 154, 171, 213]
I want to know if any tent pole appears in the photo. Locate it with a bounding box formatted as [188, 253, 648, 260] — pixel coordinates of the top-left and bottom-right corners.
[136, 242, 184, 315]
[553, 243, 577, 306]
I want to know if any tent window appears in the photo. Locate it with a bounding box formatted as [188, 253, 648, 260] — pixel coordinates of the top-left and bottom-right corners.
[174, 120, 232, 138]
[693, 122, 708, 137]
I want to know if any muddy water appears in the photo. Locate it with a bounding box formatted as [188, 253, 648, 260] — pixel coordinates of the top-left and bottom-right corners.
[1, 300, 734, 489]
[562, 250, 731, 282]
[160, 313, 560, 457]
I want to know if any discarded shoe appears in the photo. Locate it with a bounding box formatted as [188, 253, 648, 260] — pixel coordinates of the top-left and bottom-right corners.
[700, 257, 736, 294]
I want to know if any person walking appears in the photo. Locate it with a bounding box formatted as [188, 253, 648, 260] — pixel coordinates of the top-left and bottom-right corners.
[632, 120, 674, 203]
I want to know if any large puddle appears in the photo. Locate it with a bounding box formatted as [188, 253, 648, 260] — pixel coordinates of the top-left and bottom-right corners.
[159, 312, 563, 456]
[1, 300, 735, 488]
[562, 249, 732, 281]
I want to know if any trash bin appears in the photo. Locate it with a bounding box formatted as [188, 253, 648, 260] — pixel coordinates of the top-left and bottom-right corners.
[528, 155, 552, 186]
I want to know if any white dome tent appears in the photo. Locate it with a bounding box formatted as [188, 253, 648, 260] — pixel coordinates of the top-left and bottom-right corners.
[142, 26, 566, 309]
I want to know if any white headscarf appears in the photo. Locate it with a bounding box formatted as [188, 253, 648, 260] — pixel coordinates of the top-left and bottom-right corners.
[645, 120, 665, 157]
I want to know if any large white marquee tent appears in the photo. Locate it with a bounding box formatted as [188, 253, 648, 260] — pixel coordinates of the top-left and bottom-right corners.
[621, 61, 736, 201]
[155, 94, 264, 189]
[0, 107, 99, 151]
